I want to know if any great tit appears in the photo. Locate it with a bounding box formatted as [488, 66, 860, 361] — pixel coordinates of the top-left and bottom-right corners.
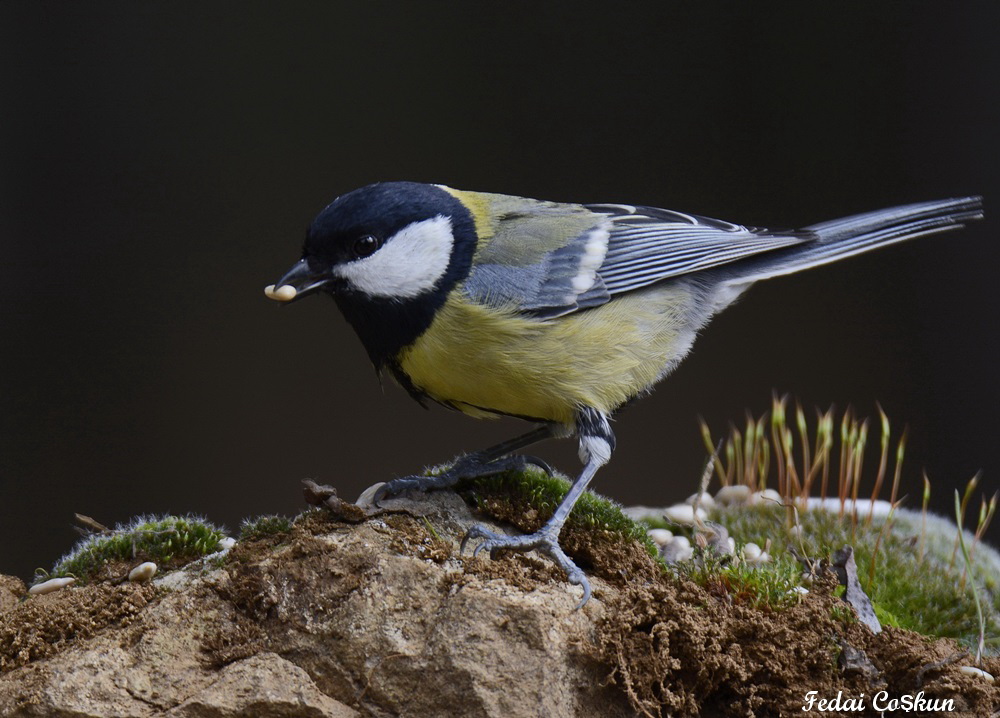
[266, 182, 982, 606]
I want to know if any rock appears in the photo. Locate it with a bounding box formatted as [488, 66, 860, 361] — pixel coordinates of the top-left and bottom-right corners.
[837, 640, 881, 685]
[960, 666, 995, 683]
[663, 504, 706, 526]
[831, 545, 881, 634]
[748, 489, 782, 505]
[27, 576, 75, 595]
[217, 536, 237, 551]
[167, 652, 359, 717]
[647, 528, 673, 546]
[714, 485, 751, 506]
[661, 535, 693, 563]
[4, 491, 998, 717]
[686, 492, 716, 509]
[355, 481, 385, 508]
[742, 542, 765, 565]
[0, 491, 630, 718]
[129, 561, 158, 582]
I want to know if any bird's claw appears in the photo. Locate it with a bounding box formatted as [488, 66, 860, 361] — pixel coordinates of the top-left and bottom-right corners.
[374, 453, 553, 506]
[460, 524, 592, 608]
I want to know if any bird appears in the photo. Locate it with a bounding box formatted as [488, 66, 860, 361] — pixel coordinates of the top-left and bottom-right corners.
[265, 181, 982, 607]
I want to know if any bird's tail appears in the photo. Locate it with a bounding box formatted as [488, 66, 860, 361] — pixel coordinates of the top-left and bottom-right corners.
[721, 196, 983, 286]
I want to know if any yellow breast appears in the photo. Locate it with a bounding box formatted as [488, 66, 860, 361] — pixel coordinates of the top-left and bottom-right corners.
[396, 285, 696, 425]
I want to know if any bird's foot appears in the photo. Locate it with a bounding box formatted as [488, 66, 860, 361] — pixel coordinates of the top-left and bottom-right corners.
[460, 524, 591, 609]
[373, 453, 553, 504]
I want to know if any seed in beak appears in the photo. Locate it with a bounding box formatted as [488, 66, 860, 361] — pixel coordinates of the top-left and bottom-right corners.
[264, 284, 298, 302]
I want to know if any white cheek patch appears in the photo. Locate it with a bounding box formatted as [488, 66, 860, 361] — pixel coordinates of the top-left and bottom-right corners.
[333, 215, 455, 299]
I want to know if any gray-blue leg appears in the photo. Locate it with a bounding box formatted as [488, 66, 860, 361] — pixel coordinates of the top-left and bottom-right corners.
[461, 408, 615, 609]
[373, 425, 555, 504]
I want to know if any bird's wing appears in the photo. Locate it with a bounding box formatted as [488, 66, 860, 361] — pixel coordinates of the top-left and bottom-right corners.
[459, 193, 812, 318]
[459, 193, 614, 317]
[588, 204, 813, 297]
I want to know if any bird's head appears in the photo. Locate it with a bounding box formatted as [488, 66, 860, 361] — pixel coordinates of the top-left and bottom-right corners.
[265, 181, 478, 367]
[266, 181, 476, 305]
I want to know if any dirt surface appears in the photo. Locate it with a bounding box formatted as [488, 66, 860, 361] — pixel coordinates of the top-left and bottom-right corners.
[1, 582, 155, 671]
[1, 488, 998, 717]
[597, 569, 1000, 717]
[0, 578, 24, 616]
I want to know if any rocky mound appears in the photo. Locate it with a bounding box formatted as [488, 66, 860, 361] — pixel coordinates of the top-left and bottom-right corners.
[1, 489, 997, 717]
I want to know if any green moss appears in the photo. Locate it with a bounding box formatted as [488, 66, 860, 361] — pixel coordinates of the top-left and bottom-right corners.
[831, 603, 856, 625]
[873, 602, 902, 629]
[460, 467, 807, 610]
[672, 548, 804, 610]
[454, 463, 1000, 636]
[239, 514, 293, 541]
[458, 466, 661, 561]
[40, 514, 227, 585]
[709, 503, 1000, 650]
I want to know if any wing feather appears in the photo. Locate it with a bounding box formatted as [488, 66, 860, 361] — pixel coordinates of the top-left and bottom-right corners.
[591, 205, 813, 297]
[461, 193, 813, 318]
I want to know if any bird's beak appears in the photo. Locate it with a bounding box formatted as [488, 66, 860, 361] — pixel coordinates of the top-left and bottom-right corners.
[264, 259, 332, 303]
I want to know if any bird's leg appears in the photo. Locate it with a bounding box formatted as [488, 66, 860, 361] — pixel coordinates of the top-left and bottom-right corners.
[373, 425, 555, 503]
[461, 408, 614, 608]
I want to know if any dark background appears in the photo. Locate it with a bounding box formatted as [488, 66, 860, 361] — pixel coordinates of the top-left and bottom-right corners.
[2, 3, 998, 580]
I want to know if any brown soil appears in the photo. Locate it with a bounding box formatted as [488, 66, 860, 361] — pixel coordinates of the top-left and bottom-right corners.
[0, 582, 155, 671]
[465, 486, 1000, 716]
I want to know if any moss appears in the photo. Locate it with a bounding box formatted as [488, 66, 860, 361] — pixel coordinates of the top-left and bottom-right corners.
[458, 466, 660, 561]
[459, 467, 810, 610]
[39, 515, 227, 585]
[455, 463, 1000, 635]
[709, 503, 1000, 650]
[671, 548, 804, 610]
[239, 514, 293, 541]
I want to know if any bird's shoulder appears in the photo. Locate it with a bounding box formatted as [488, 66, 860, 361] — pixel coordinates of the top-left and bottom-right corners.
[442, 188, 606, 262]
[441, 188, 610, 317]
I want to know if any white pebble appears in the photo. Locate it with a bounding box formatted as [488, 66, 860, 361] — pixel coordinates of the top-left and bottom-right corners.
[663, 504, 707, 526]
[29, 577, 75, 595]
[686, 492, 716, 509]
[791, 586, 809, 595]
[356, 482, 386, 509]
[647, 528, 673, 546]
[743, 542, 771, 566]
[128, 562, 158, 582]
[959, 666, 994, 683]
[715, 485, 751, 506]
[217, 537, 237, 550]
[662, 535, 694, 563]
[264, 284, 297, 302]
[748, 488, 783, 505]
[805, 497, 893, 517]
[726, 537, 736, 553]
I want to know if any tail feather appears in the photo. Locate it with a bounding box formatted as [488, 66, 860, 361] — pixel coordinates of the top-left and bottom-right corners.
[721, 196, 983, 286]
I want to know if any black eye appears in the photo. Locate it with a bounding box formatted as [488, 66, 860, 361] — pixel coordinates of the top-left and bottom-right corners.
[352, 235, 381, 258]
